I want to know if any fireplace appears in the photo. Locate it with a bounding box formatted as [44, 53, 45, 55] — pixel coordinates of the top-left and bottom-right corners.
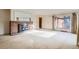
[18, 23, 29, 32]
[10, 21, 33, 35]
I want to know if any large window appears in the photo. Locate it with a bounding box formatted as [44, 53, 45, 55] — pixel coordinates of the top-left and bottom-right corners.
[54, 16, 71, 32]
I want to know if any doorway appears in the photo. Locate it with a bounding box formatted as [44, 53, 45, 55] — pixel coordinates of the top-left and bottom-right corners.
[39, 17, 42, 29]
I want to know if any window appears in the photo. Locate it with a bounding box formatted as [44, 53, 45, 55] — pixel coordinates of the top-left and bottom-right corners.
[54, 16, 70, 32]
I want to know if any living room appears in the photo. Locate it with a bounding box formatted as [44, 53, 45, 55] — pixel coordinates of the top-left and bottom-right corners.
[0, 9, 79, 49]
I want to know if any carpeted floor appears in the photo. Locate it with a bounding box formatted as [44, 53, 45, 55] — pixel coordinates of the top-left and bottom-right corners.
[0, 30, 78, 49]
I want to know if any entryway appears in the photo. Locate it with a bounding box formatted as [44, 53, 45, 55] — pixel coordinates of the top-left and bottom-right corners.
[39, 17, 42, 29]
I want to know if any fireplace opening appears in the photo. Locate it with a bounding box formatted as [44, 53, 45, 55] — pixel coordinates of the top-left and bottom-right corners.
[18, 23, 29, 32]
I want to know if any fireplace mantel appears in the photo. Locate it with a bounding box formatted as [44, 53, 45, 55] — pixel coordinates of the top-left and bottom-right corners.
[10, 21, 33, 24]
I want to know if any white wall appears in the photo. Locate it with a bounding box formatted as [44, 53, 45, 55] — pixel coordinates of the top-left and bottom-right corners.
[35, 15, 53, 30]
[42, 15, 52, 29]
[0, 9, 10, 35]
[31, 15, 37, 29]
[11, 10, 31, 21]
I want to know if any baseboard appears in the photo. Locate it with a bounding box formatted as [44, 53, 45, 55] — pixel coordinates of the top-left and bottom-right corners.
[0, 33, 9, 36]
[39, 28, 53, 31]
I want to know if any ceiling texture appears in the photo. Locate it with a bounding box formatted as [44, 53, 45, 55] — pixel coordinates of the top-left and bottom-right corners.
[14, 9, 79, 15]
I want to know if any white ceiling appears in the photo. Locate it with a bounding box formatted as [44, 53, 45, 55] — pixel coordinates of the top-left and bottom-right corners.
[14, 9, 79, 15]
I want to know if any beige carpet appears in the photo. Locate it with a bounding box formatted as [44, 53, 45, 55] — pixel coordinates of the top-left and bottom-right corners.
[0, 30, 78, 49]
